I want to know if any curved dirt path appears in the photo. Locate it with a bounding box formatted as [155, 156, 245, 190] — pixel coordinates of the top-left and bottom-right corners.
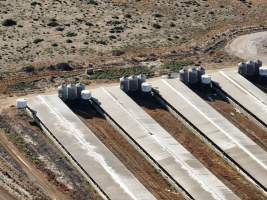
[0, 187, 17, 200]
[0, 131, 72, 200]
[226, 31, 267, 63]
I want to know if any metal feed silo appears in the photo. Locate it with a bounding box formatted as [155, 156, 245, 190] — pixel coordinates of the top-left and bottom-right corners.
[188, 68, 198, 84]
[179, 69, 185, 82]
[137, 74, 146, 90]
[67, 84, 77, 100]
[58, 84, 68, 101]
[76, 83, 85, 99]
[238, 62, 247, 76]
[180, 68, 189, 84]
[246, 60, 255, 76]
[128, 75, 139, 92]
[254, 59, 262, 75]
[120, 76, 130, 92]
[197, 66, 205, 82]
[254, 59, 263, 68]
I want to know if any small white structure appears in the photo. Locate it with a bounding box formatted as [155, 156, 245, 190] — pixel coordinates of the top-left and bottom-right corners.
[201, 74, 212, 84]
[259, 67, 267, 76]
[81, 90, 92, 100]
[141, 82, 152, 93]
[16, 98, 27, 109]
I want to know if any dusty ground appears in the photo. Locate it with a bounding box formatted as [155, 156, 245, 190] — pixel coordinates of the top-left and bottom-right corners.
[129, 92, 266, 200]
[1, 0, 267, 73]
[0, 107, 102, 200]
[68, 100, 184, 200]
[226, 31, 267, 63]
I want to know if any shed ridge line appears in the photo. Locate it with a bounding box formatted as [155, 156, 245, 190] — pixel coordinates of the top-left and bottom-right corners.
[101, 87, 228, 200]
[37, 95, 140, 200]
[161, 79, 267, 171]
[219, 71, 267, 106]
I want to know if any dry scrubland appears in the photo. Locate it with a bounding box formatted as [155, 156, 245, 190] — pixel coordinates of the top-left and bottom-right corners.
[1, 0, 267, 73]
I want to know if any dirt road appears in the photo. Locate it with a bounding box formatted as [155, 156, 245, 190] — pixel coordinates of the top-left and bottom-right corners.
[0, 131, 71, 200]
[0, 187, 16, 200]
[226, 31, 267, 63]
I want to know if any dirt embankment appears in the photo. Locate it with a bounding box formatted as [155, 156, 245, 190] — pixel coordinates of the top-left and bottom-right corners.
[0, 107, 102, 200]
[68, 100, 185, 200]
[129, 92, 266, 200]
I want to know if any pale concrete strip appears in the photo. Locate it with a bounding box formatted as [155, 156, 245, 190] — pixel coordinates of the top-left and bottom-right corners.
[93, 86, 240, 200]
[28, 95, 157, 200]
[212, 69, 267, 126]
[152, 78, 267, 190]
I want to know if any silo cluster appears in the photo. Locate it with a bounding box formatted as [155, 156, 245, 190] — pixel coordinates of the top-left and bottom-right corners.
[58, 83, 91, 101]
[179, 66, 207, 85]
[238, 59, 262, 77]
[120, 74, 148, 92]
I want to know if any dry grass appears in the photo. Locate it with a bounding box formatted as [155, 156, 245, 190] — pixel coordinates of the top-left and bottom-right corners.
[1, 0, 267, 72]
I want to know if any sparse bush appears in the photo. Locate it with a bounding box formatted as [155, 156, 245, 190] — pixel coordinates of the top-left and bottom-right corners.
[56, 27, 64, 31]
[170, 22, 176, 27]
[2, 19, 17, 27]
[55, 63, 73, 71]
[152, 23, 161, 29]
[96, 40, 107, 45]
[33, 38, 44, 44]
[125, 14, 132, 18]
[110, 26, 124, 33]
[112, 50, 125, 56]
[31, 1, 42, 6]
[21, 65, 35, 73]
[66, 39, 73, 43]
[47, 19, 59, 27]
[87, 0, 98, 5]
[66, 32, 77, 37]
[109, 35, 117, 40]
[153, 13, 163, 18]
[85, 22, 94, 26]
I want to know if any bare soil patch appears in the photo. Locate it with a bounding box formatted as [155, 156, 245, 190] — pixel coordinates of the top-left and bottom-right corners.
[0, 107, 102, 200]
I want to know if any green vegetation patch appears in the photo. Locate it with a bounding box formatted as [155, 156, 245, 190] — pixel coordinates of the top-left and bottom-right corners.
[162, 61, 194, 72]
[91, 66, 153, 80]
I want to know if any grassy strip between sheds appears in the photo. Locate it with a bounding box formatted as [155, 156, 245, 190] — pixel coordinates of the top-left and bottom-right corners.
[91, 61, 194, 80]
